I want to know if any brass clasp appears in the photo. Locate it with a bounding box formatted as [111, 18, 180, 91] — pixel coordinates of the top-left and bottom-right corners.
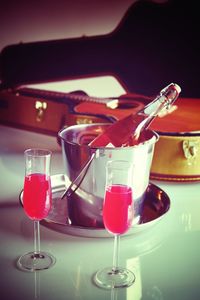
[182, 140, 199, 165]
[35, 101, 47, 122]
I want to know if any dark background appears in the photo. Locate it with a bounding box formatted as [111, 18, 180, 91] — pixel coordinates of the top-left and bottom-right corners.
[0, 0, 199, 98]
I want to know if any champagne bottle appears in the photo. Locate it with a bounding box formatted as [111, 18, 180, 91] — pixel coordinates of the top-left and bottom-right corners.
[89, 83, 181, 148]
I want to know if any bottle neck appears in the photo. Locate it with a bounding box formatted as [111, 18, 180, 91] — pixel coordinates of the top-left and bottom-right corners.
[142, 95, 168, 117]
[142, 83, 180, 117]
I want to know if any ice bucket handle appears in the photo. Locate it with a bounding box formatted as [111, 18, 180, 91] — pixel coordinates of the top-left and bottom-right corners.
[61, 151, 96, 199]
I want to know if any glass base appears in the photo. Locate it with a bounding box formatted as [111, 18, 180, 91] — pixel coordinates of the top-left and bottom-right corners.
[94, 267, 135, 289]
[17, 251, 56, 272]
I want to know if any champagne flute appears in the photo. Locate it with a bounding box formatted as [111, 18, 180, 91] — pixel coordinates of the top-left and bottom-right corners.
[17, 148, 56, 271]
[94, 160, 135, 289]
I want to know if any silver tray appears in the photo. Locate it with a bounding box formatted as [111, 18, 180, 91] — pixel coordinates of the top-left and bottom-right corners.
[19, 174, 170, 238]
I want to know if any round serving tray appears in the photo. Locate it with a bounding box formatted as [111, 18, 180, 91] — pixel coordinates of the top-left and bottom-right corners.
[19, 174, 170, 238]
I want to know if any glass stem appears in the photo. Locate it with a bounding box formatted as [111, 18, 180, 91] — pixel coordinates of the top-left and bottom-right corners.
[34, 220, 41, 255]
[112, 235, 120, 273]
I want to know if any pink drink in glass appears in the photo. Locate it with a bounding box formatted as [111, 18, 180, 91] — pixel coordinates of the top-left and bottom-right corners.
[103, 184, 134, 235]
[23, 173, 52, 220]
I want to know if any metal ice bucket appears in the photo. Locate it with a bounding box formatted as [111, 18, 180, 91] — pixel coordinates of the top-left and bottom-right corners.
[58, 123, 159, 228]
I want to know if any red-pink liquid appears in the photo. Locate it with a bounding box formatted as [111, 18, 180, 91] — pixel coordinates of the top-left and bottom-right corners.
[103, 184, 134, 235]
[23, 173, 52, 220]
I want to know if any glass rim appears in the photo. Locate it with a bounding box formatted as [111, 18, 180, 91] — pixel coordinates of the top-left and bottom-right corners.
[24, 148, 52, 157]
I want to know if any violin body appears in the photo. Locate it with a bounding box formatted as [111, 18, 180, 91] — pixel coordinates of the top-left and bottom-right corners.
[0, 87, 145, 135]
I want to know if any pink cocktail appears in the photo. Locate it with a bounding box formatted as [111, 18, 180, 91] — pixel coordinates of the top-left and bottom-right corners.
[17, 149, 55, 271]
[103, 184, 133, 235]
[23, 173, 52, 220]
[94, 160, 135, 289]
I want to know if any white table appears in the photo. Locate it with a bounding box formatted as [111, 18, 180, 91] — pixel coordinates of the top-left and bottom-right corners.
[0, 124, 200, 300]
